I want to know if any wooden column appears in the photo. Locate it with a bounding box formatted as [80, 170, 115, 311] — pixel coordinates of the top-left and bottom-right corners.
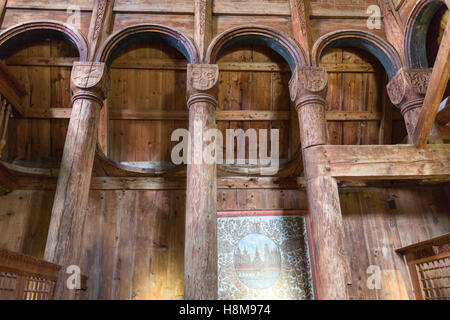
[185, 64, 219, 300]
[387, 68, 432, 141]
[290, 67, 349, 300]
[44, 62, 109, 299]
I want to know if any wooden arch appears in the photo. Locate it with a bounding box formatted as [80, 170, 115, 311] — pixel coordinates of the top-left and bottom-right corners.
[0, 20, 89, 61]
[312, 30, 402, 80]
[95, 24, 198, 65]
[205, 26, 308, 71]
[404, 0, 449, 68]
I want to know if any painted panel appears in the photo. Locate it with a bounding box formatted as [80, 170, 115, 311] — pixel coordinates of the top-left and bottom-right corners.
[218, 212, 314, 300]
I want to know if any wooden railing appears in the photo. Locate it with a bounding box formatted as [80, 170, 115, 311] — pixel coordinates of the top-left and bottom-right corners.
[397, 233, 450, 300]
[0, 249, 61, 300]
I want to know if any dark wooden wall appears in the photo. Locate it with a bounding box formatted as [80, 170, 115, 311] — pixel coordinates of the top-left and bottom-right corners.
[1, 184, 448, 299]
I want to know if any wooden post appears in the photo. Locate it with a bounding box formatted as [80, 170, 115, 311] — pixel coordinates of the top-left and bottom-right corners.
[387, 68, 432, 141]
[194, 0, 213, 62]
[290, 67, 349, 300]
[44, 62, 109, 299]
[185, 64, 219, 300]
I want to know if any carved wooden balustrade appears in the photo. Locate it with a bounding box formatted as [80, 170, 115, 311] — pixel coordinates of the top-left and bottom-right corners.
[397, 233, 450, 300]
[0, 249, 61, 300]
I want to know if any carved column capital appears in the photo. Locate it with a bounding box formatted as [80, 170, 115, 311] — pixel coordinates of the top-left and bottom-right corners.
[289, 66, 328, 111]
[387, 68, 432, 115]
[187, 64, 219, 109]
[71, 62, 109, 106]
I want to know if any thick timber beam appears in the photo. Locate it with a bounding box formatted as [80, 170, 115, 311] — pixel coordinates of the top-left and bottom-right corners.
[413, 19, 450, 148]
[290, 67, 349, 300]
[304, 144, 450, 181]
[185, 64, 219, 300]
[44, 62, 109, 299]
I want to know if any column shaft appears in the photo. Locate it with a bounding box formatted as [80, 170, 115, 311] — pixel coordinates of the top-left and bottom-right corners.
[44, 62, 108, 299]
[290, 67, 349, 300]
[184, 64, 219, 300]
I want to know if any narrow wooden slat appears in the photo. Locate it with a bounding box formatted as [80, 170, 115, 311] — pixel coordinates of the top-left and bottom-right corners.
[7, 57, 381, 73]
[20, 108, 385, 122]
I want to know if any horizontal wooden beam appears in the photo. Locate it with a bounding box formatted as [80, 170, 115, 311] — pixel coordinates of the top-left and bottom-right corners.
[6, 57, 379, 73]
[14, 176, 304, 190]
[4, 1, 376, 19]
[304, 144, 450, 181]
[20, 108, 388, 122]
[14, 174, 448, 191]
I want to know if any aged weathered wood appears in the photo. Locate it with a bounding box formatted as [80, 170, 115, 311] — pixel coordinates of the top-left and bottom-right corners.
[290, 66, 349, 300]
[304, 144, 450, 181]
[290, 0, 312, 65]
[0, 249, 61, 300]
[387, 68, 432, 141]
[306, 176, 349, 300]
[377, 0, 405, 63]
[290, 66, 328, 149]
[194, 0, 212, 62]
[413, 19, 450, 148]
[88, 0, 115, 60]
[0, 99, 11, 152]
[44, 62, 109, 299]
[0, 161, 16, 191]
[185, 64, 218, 300]
[0, 61, 26, 116]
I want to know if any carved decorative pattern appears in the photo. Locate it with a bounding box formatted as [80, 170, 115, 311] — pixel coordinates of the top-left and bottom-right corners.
[71, 63, 106, 89]
[92, 0, 107, 40]
[387, 68, 432, 106]
[387, 70, 406, 105]
[289, 67, 327, 102]
[188, 64, 219, 91]
[198, 0, 207, 37]
[405, 70, 431, 95]
[295, 0, 308, 37]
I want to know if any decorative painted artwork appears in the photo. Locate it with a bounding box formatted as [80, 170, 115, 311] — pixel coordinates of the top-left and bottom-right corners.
[218, 212, 314, 300]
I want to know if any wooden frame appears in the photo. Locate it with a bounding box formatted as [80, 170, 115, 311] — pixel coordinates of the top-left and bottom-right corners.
[217, 209, 318, 300]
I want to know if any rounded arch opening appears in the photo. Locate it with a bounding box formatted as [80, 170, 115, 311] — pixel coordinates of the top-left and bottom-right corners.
[206, 26, 308, 72]
[312, 30, 402, 80]
[96, 24, 198, 66]
[0, 20, 88, 61]
[0, 22, 86, 167]
[95, 25, 198, 176]
[404, 0, 448, 68]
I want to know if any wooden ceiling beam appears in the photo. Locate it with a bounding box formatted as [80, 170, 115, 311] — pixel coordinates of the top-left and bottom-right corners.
[304, 144, 450, 181]
[412, 19, 450, 148]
